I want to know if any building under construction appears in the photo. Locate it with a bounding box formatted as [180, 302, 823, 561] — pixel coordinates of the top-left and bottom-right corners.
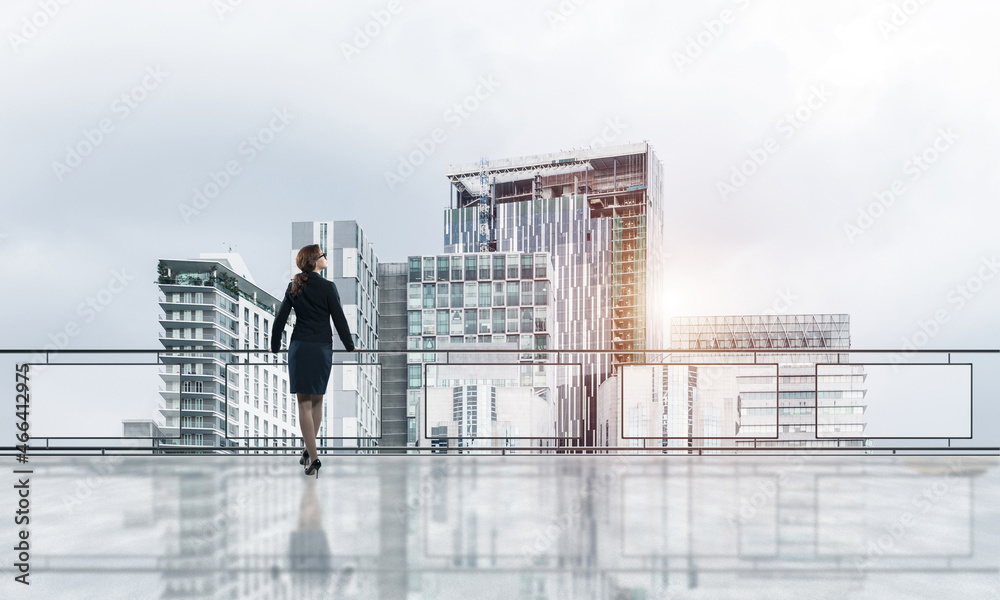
[443, 142, 665, 446]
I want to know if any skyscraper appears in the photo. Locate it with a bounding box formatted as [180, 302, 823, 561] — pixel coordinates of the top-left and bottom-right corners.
[443, 142, 665, 446]
[290, 221, 380, 450]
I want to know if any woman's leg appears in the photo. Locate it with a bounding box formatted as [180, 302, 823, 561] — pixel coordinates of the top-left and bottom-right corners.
[311, 393, 323, 436]
[297, 393, 317, 462]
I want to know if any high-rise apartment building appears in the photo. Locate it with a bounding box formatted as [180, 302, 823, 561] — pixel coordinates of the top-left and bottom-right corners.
[155, 253, 295, 453]
[290, 221, 380, 450]
[443, 142, 665, 446]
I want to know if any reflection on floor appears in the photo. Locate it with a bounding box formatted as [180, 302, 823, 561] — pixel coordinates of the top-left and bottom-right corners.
[0, 454, 997, 599]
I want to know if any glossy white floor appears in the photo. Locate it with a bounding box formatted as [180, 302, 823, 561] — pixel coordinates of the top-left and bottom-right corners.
[0, 454, 997, 600]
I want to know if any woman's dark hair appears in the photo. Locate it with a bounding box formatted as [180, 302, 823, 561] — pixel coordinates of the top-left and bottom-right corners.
[290, 244, 322, 296]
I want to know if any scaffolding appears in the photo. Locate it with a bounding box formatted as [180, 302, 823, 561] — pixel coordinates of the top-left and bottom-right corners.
[612, 212, 646, 365]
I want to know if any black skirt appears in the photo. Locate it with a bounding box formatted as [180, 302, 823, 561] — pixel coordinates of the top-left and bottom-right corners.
[288, 339, 333, 394]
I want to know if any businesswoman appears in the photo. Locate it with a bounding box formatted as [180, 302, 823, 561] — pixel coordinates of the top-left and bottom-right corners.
[271, 244, 357, 477]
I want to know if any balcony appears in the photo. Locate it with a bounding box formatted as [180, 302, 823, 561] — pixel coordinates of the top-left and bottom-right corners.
[2, 346, 996, 597]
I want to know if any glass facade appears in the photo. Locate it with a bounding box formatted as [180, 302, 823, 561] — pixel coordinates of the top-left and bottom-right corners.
[667, 314, 866, 449]
[443, 143, 665, 446]
[404, 252, 553, 448]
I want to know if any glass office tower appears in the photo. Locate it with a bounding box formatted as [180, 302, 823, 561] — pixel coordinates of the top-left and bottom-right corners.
[443, 142, 665, 447]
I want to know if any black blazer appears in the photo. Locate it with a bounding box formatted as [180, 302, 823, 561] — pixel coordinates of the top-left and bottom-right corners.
[270, 271, 356, 352]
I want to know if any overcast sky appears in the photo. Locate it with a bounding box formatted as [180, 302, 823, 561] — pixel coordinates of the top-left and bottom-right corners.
[1, 0, 997, 442]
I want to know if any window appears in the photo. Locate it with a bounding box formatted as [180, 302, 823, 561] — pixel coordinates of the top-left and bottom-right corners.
[534, 335, 547, 350]
[493, 309, 505, 334]
[534, 254, 547, 278]
[507, 307, 519, 333]
[520, 307, 533, 333]
[478, 308, 491, 334]
[464, 309, 477, 334]
[507, 255, 518, 279]
[407, 390, 420, 417]
[520, 281, 533, 305]
[423, 284, 435, 308]
[493, 255, 505, 280]
[408, 257, 420, 282]
[450, 283, 463, 308]
[437, 310, 449, 334]
[521, 255, 533, 279]
[408, 283, 421, 309]
[451, 256, 463, 281]
[422, 257, 435, 281]
[407, 337, 421, 362]
[464, 282, 478, 307]
[408, 311, 420, 335]
[450, 310, 463, 335]
[408, 365, 422, 388]
[437, 257, 449, 281]
[534, 306, 547, 332]
[478, 255, 491, 280]
[535, 281, 548, 305]
[422, 310, 435, 335]
[493, 282, 504, 306]
[465, 256, 477, 280]
[479, 282, 491, 307]
[436, 283, 449, 308]
[507, 282, 519, 306]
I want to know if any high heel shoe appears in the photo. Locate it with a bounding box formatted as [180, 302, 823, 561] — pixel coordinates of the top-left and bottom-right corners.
[299, 449, 310, 466]
[304, 458, 322, 478]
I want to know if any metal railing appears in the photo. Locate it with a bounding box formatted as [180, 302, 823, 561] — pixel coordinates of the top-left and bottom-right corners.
[1, 347, 997, 456]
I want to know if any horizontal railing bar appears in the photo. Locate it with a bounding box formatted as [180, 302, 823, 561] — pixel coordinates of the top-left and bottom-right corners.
[1, 348, 997, 354]
[0, 445, 1000, 456]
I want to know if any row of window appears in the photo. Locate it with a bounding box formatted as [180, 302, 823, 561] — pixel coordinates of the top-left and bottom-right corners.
[408, 254, 549, 283]
[406, 363, 548, 388]
[740, 391, 865, 400]
[409, 281, 549, 310]
[408, 307, 548, 336]
[736, 375, 865, 384]
[739, 423, 865, 434]
[742, 406, 863, 416]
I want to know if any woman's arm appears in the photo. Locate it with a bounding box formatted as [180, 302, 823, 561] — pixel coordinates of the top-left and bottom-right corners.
[270, 284, 293, 353]
[327, 282, 356, 352]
